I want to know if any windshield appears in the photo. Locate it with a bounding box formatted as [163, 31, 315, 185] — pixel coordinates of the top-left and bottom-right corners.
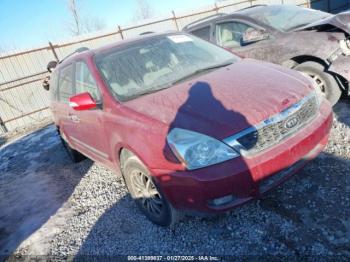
[95, 34, 239, 101]
[241, 5, 331, 32]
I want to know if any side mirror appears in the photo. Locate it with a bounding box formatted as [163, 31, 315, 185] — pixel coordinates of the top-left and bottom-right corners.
[241, 29, 269, 46]
[69, 92, 97, 111]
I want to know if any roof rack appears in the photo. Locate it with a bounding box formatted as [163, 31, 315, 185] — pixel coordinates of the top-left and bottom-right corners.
[140, 31, 155, 35]
[59, 47, 90, 63]
[183, 13, 227, 30]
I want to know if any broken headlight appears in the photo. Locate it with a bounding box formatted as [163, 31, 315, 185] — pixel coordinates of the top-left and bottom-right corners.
[339, 39, 350, 56]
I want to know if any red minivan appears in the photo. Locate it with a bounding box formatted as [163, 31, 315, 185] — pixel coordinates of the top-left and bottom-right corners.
[49, 32, 332, 226]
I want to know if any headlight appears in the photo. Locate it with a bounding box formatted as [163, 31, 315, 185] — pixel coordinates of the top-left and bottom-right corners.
[307, 82, 322, 105]
[167, 128, 240, 170]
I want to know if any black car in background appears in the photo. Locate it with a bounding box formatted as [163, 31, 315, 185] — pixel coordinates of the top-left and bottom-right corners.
[183, 5, 350, 105]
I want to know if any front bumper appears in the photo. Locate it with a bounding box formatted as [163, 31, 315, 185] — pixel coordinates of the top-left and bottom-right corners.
[152, 100, 333, 213]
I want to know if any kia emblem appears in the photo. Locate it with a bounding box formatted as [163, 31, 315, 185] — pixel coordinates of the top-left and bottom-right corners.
[285, 116, 299, 129]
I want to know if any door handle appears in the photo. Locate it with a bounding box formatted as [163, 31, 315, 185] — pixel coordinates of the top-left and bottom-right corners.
[69, 114, 80, 123]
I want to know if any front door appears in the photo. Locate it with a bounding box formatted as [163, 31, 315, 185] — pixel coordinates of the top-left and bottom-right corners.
[68, 61, 111, 166]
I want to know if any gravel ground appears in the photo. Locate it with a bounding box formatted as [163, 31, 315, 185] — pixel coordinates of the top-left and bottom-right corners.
[0, 100, 349, 259]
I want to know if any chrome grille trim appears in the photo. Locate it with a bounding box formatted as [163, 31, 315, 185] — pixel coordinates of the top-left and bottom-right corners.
[223, 92, 319, 156]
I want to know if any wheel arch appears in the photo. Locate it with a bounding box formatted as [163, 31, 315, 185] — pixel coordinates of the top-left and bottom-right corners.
[286, 55, 347, 92]
[117, 146, 148, 175]
[282, 55, 329, 69]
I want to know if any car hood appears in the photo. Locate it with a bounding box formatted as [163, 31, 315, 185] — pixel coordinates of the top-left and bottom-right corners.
[124, 59, 314, 139]
[301, 12, 350, 34]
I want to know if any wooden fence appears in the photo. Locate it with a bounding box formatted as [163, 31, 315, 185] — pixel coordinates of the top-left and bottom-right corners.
[0, 0, 343, 134]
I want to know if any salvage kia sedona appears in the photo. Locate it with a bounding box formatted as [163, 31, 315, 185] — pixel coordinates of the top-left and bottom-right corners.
[47, 32, 332, 226]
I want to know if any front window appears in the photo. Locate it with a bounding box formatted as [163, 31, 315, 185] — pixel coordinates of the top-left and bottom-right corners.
[75, 61, 101, 102]
[241, 5, 330, 32]
[216, 22, 256, 48]
[95, 34, 239, 101]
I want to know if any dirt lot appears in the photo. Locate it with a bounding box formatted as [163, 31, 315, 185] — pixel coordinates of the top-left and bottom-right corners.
[0, 100, 349, 259]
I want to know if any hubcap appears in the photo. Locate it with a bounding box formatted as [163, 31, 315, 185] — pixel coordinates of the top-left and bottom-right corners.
[130, 170, 163, 217]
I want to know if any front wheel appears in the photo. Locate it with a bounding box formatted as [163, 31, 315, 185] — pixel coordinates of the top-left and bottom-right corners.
[122, 154, 180, 226]
[294, 61, 341, 106]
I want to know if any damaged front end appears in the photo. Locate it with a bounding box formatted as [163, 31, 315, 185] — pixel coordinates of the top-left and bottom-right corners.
[304, 12, 350, 93]
[328, 39, 350, 93]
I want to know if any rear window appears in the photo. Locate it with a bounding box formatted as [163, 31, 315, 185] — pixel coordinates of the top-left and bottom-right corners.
[58, 64, 74, 103]
[190, 26, 211, 41]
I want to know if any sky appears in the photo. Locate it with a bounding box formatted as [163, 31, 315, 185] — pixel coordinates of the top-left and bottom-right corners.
[0, 0, 216, 51]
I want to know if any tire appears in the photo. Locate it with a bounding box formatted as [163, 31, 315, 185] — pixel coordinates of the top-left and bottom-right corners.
[58, 129, 85, 163]
[122, 154, 180, 226]
[294, 61, 341, 106]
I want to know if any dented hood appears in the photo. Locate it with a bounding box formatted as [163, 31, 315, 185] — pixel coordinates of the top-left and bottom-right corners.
[124, 59, 314, 139]
[302, 11, 350, 34]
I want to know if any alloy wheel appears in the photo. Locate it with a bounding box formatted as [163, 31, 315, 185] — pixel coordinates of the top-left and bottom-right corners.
[130, 170, 164, 217]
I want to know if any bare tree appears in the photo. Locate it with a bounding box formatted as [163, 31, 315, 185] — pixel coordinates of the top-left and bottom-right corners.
[67, 0, 106, 36]
[68, 0, 81, 35]
[133, 0, 154, 21]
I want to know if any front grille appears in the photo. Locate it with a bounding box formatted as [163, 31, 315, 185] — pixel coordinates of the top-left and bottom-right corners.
[237, 94, 318, 155]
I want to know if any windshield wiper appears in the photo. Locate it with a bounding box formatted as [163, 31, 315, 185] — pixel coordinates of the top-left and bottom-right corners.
[124, 61, 234, 100]
[124, 86, 169, 100]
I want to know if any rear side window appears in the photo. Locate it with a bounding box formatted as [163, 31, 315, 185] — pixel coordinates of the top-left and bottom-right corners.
[58, 64, 74, 103]
[75, 62, 101, 102]
[190, 26, 211, 41]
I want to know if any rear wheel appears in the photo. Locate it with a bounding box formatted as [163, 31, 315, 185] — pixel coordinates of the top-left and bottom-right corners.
[295, 61, 341, 106]
[122, 153, 180, 226]
[58, 129, 85, 163]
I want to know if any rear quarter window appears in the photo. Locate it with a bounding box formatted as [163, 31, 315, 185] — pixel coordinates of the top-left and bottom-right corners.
[57, 64, 74, 103]
[49, 71, 59, 101]
[190, 26, 211, 41]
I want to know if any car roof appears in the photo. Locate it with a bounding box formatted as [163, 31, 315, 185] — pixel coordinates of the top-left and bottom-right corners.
[182, 5, 271, 32]
[57, 31, 180, 68]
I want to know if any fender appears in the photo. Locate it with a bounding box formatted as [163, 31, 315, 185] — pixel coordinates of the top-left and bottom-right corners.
[328, 55, 350, 94]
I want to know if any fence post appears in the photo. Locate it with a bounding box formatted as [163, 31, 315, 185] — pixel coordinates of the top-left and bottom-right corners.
[306, 0, 311, 8]
[0, 116, 8, 133]
[172, 11, 180, 31]
[118, 25, 124, 39]
[48, 41, 59, 62]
